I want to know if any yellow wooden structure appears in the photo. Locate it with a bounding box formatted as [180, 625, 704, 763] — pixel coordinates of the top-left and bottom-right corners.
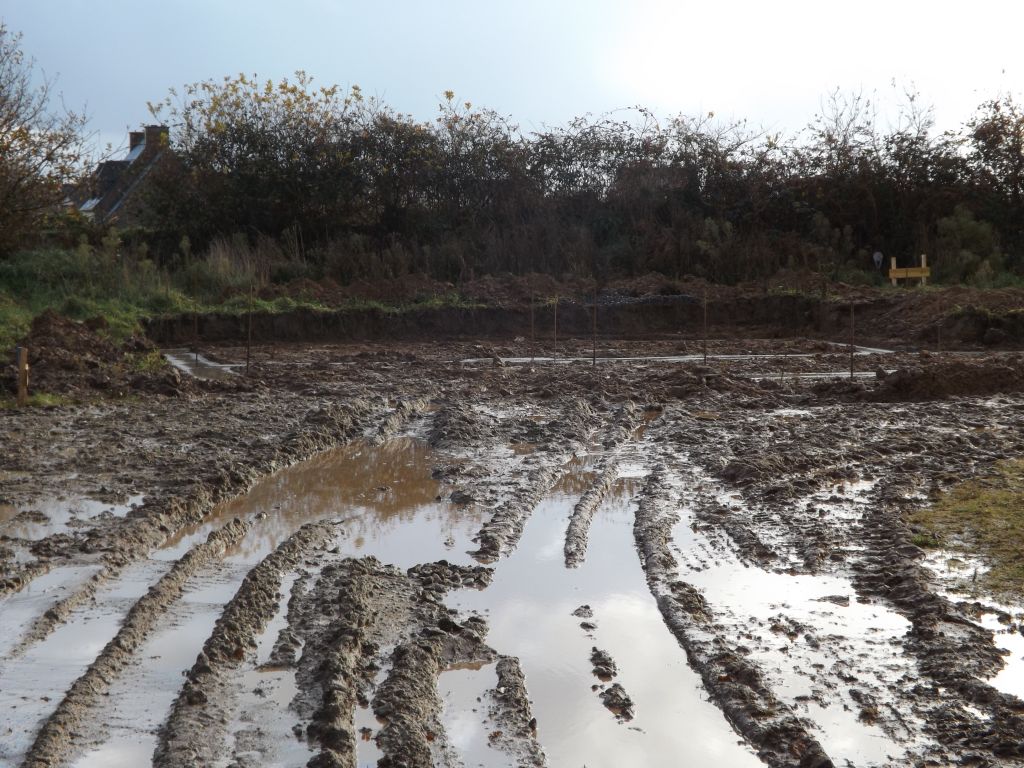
[889, 255, 930, 286]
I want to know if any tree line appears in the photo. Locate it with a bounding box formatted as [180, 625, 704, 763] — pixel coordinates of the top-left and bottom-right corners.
[4, 23, 1024, 287]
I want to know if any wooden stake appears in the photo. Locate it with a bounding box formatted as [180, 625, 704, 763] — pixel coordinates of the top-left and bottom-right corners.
[530, 295, 535, 363]
[703, 290, 708, 365]
[246, 282, 254, 376]
[592, 286, 598, 366]
[849, 303, 855, 380]
[16, 346, 29, 407]
[553, 297, 558, 364]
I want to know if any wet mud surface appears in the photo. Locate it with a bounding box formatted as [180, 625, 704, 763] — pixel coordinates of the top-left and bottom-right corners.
[3, 337, 1024, 767]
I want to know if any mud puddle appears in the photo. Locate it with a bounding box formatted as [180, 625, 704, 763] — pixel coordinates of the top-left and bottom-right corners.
[921, 549, 1024, 700]
[69, 566, 246, 768]
[163, 349, 240, 380]
[0, 565, 102, 657]
[0, 560, 166, 765]
[0, 493, 145, 541]
[687, 564, 918, 764]
[61, 437, 486, 766]
[460, 343, 892, 365]
[222, 573, 319, 768]
[445, 477, 763, 767]
[156, 437, 484, 567]
[665, 460, 930, 765]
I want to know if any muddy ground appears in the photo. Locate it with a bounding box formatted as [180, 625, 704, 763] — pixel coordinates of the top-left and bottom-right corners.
[3, 325, 1024, 767]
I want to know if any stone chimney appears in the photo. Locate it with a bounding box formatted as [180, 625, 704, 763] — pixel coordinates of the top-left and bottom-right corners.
[129, 131, 145, 152]
[142, 125, 169, 156]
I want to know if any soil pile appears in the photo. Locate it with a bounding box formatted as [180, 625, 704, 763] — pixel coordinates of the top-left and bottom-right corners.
[875, 356, 1024, 401]
[9, 310, 190, 399]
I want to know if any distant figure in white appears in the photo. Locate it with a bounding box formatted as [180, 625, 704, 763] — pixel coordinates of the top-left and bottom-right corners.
[872, 250, 884, 271]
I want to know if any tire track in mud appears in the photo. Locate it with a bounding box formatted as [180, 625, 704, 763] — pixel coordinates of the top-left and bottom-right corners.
[485, 656, 547, 766]
[1, 398, 362, 601]
[563, 461, 620, 568]
[563, 401, 647, 568]
[673, 398, 1024, 763]
[633, 466, 834, 768]
[285, 557, 507, 768]
[469, 398, 599, 562]
[3, 397, 437, 767]
[5, 396, 430, 655]
[20, 518, 250, 768]
[471, 399, 648, 564]
[153, 519, 342, 767]
[854, 496, 1024, 760]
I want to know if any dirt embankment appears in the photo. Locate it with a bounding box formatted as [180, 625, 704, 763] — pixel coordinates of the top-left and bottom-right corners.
[3, 309, 207, 399]
[140, 277, 1024, 350]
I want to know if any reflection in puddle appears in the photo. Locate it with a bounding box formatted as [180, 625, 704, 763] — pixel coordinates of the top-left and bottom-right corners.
[446, 480, 763, 768]
[354, 666, 389, 767]
[438, 662, 503, 765]
[72, 737, 154, 768]
[156, 438, 484, 567]
[0, 494, 145, 541]
[69, 588, 227, 768]
[980, 611, 1024, 700]
[673, 458, 931, 765]
[223, 572, 319, 768]
[687, 565, 914, 765]
[163, 349, 239, 380]
[0, 590, 124, 765]
[922, 550, 1024, 700]
[0, 565, 103, 657]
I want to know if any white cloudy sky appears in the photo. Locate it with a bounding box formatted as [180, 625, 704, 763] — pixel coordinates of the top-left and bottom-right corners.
[3, 0, 1021, 150]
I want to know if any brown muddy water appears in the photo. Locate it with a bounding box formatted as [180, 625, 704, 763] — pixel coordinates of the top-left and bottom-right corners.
[61, 437, 487, 767]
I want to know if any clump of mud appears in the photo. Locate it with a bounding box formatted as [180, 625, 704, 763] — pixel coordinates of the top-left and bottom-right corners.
[598, 683, 635, 721]
[590, 647, 617, 680]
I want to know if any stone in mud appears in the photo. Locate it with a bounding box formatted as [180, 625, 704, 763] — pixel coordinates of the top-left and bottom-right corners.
[815, 594, 850, 606]
[590, 647, 617, 680]
[598, 683, 634, 720]
[449, 488, 474, 504]
[572, 604, 593, 619]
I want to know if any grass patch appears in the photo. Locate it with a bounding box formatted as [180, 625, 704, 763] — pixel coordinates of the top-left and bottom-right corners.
[910, 459, 1024, 596]
[129, 350, 169, 374]
[0, 392, 72, 409]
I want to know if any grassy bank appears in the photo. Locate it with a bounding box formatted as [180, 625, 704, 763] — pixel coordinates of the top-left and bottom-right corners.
[911, 460, 1024, 597]
[0, 247, 479, 351]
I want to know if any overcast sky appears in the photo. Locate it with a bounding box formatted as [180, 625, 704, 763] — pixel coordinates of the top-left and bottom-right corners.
[3, 0, 1021, 152]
